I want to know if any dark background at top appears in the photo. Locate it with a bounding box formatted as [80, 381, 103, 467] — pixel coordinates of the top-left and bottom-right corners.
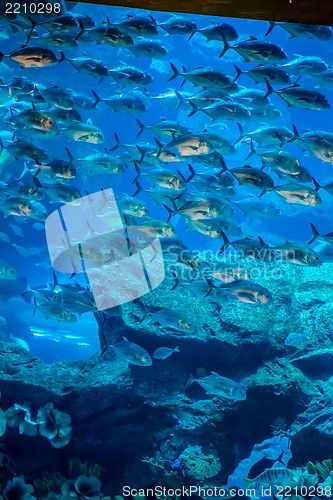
[2, 0, 333, 26]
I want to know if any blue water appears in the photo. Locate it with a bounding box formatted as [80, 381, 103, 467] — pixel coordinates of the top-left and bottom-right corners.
[0, 3, 333, 364]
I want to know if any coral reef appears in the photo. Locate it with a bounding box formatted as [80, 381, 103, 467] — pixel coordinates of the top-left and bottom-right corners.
[1, 262, 333, 493]
[178, 445, 221, 480]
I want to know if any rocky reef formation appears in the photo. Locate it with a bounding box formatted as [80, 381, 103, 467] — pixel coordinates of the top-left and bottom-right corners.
[1, 260, 333, 496]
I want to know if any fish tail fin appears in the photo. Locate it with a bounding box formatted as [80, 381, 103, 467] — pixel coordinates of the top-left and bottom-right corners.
[132, 162, 141, 183]
[109, 132, 121, 151]
[204, 277, 216, 297]
[245, 139, 256, 160]
[308, 222, 320, 244]
[51, 272, 59, 291]
[287, 124, 299, 144]
[175, 346, 180, 352]
[25, 16, 36, 45]
[170, 270, 179, 291]
[233, 64, 242, 82]
[168, 62, 179, 82]
[219, 231, 230, 254]
[188, 29, 197, 41]
[264, 78, 274, 99]
[265, 21, 276, 36]
[219, 32, 230, 58]
[313, 177, 321, 192]
[163, 203, 174, 223]
[65, 147, 74, 163]
[154, 137, 163, 159]
[243, 478, 253, 487]
[258, 188, 268, 198]
[186, 164, 195, 182]
[136, 145, 146, 164]
[276, 450, 285, 465]
[174, 89, 186, 110]
[184, 373, 196, 390]
[235, 122, 244, 144]
[136, 119, 145, 137]
[91, 90, 101, 108]
[33, 297, 38, 316]
[187, 100, 199, 117]
[132, 181, 142, 197]
[58, 51, 66, 64]
[75, 18, 85, 41]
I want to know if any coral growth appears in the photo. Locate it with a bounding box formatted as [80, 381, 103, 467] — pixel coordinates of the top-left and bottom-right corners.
[37, 402, 71, 448]
[178, 445, 221, 480]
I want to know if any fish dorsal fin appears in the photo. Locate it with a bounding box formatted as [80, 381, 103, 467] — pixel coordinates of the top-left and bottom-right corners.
[249, 35, 257, 40]
[122, 336, 129, 342]
[86, 118, 93, 125]
[210, 371, 220, 376]
[160, 117, 167, 121]
[243, 164, 252, 168]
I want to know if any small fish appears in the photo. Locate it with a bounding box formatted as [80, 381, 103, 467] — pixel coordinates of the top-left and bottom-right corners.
[235, 63, 292, 85]
[169, 63, 239, 90]
[109, 337, 152, 366]
[0, 259, 16, 279]
[281, 56, 328, 77]
[61, 120, 104, 144]
[126, 41, 167, 59]
[136, 118, 190, 139]
[186, 371, 247, 400]
[265, 80, 330, 111]
[260, 183, 322, 206]
[153, 346, 180, 360]
[0, 46, 63, 68]
[220, 35, 287, 62]
[109, 65, 153, 86]
[159, 16, 197, 35]
[265, 21, 333, 41]
[151, 308, 195, 334]
[189, 22, 238, 42]
[284, 333, 308, 347]
[97, 92, 148, 114]
[40, 86, 74, 110]
[244, 467, 296, 486]
[273, 242, 321, 266]
[292, 127, 333, 164]
[60, 52, 109, 78]
[115, 15, 158, 37]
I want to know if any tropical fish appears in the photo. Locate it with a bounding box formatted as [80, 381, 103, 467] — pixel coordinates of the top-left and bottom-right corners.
[265, 80, 330, 110]
[259, 183, 322, 206]
[186, 371, 247, 400]
[220, 36, 288, 62]
[273, 242, 321, 266]
[153, 346, 180, 359]
[244, 467, 296, 486]
[126, 41, 167, 59]
[284, 333, 308, 347]
[0, 47, 63, 68]
[108, 337, 152, 366]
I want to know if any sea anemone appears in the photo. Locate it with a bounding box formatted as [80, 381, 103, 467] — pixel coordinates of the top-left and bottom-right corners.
[74, 475, 102, 496]
[5, 404, 38, 436]
[3, 476, 36, 500]
[37, 403, 72, 448]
